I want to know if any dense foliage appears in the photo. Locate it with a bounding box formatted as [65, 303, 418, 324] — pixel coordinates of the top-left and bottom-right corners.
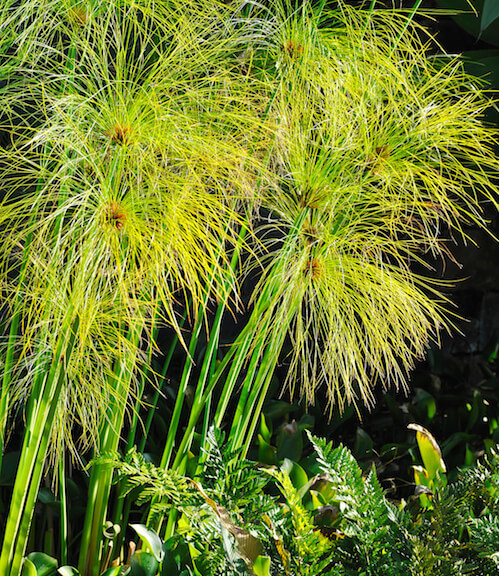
[0, 1, 497, 575]
[89, 430, 499, 576]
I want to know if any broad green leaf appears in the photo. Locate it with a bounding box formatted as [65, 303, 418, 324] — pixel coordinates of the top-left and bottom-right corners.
[21, 559, 37, 576]
[277, 421, 303, 462]
[253, 556, 271, 576]
[161, 539, 191, 576]
[281, 459, 308, 492]
[57, 568, 80, 576]
[412, 465, 430, 488]
[441, 431, 475, 457]
[413, 466, 432, 508]
[466, 390, 484, 431]
[264, 400, 297, 420]
[131, 524, 164, 563]
[353, 428, 373, 459]
[465, 443, 477, 466]
[435, 0, 499, 46]
[257, 434, 277, 466]
[187, 543, 201, 561]
[100, 568, 122, 576]
[259, 414, 272, 443]
[190, 555, 208, 576]
[310, 490, 326, 509]
[413, 389, 436, 421]
[26, 553, 58, 576]
[129, 551, 159, 576]
[408, 424, 446, 480]
[482, 0, 499, 32]
[38, 488, 57, 505]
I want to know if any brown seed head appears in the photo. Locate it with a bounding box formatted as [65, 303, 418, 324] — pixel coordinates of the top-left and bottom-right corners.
[302, 223, 321, 245]
[299, 187, 325, 209]
[104, 201, 126, 230]
[366, 145, 391, 175]
[306, 257, 324, 280]
[108, 123, 133, 146]
[68, 6, 88, 27]
[282, 40, 304, 58]
[375, 145, 390, 160]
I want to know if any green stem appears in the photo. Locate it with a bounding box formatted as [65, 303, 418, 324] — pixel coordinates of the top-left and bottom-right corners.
[156, 224, 247, 478]
[78, 323, 142, 576]
[147, 292, 217, 533]
[0, 313, 78, 576]
[59, 456, 68, 566]
[111, 313, 184, 558]
[0, 210, 38, 471]
[169, 285, 278, 475]
[167, 334, 240, 473]
[229, 330, 285, 455]
[393, 0, 424, 49]
[137, 319, 183, 455]
[159, 305, 207, 472]
[224, 210, 309, 453]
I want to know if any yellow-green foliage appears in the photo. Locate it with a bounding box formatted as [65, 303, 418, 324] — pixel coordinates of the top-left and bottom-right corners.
[0, 0, 497, 452]
[247, 0, 498, 411]
[264, 466, 334, 576]
[0, 0, 265, 457]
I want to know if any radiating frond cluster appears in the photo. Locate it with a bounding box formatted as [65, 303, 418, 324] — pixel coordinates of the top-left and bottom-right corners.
[0, 0, 267, 457]
[0, 0, 497, 454]
[244, 1, 498, 411]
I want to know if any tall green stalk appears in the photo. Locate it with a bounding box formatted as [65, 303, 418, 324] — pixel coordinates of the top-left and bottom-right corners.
[0, 313, 78, 576]
[59, 456, 68, 567]
[78, 323, 142, 576]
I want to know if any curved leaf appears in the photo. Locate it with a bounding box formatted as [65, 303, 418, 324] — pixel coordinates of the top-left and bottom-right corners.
[99, 568, 122, 576]
[436, 0, 499, 46]
[26, 553, 58, 576]
[21, 559, 37, 576]
[253, 556, 271, 576]
[408, 424, 446, 480]
[482, 0, 499, 32]
[57, 568, 80, 576]
[131, 524, 164, 563]
[129, 551, 159, 576]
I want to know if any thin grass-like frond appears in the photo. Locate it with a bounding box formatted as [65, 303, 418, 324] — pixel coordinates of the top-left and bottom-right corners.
[242, 0, 498, 412]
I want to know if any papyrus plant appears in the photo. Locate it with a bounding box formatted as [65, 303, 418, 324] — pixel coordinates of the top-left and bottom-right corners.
[243, 1, 499, 410]
[182, 0, 499, 462]
[0, 0, 497, 574]
[0, 1, 265, 574]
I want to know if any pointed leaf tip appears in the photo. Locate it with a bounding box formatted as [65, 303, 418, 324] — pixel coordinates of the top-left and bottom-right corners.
[482, 0, 499, 33]
[408, 424, 446, 479]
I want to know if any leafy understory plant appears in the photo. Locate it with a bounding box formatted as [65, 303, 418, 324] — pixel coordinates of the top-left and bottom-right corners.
[0, 0, 497, 575]
[83, 430, 499, 576]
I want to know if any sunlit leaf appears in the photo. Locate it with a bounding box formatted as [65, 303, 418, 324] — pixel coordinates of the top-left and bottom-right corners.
[253, 556, 271, 576]
[25, 554, 58, 576]
[130, 524, 164, 563]
[21, 559, 37, 576]
[129, 552, 159, 576]
[57, 568, 80, 576]
[408, 424, 446, 480]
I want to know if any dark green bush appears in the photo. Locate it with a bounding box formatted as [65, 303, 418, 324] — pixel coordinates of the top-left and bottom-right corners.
[101, 430, 499, 576]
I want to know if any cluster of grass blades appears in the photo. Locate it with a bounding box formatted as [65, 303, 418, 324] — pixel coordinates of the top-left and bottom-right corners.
[0, 1, 497, 575]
